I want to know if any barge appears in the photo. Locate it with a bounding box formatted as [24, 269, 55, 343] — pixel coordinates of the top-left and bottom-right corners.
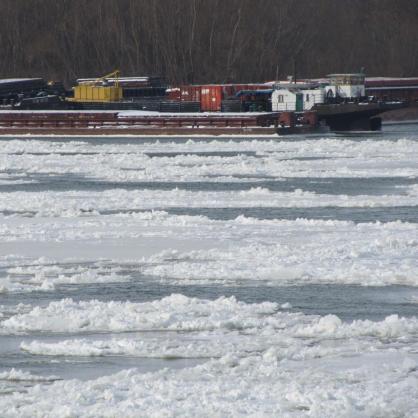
[0, 72, 413, 136]
[0, 111, 321, 136]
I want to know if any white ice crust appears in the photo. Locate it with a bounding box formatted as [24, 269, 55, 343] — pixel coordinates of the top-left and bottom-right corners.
[1, 213, 417, 291]
[1, 295, 418, 417]
[0, 137, 418, 184]
[1, 187, 418, 217]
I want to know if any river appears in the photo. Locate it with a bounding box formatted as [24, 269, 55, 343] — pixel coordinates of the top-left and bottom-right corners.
[0, 124, 418, 416]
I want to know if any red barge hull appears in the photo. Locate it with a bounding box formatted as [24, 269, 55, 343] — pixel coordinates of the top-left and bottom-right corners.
[0, 111, 322, 136]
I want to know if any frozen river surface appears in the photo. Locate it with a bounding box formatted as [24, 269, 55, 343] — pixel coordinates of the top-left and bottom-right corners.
[0, 125, 418, 417]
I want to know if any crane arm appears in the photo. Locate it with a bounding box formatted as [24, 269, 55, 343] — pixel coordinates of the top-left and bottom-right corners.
[95, 70, 120, 87]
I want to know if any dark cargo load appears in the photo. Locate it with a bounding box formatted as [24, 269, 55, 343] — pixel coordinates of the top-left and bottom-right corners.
[14, 95, 65, 110]
[221, 100, 242, 112]
[0, 78, 48, 104]
[0, 78, 47, 94]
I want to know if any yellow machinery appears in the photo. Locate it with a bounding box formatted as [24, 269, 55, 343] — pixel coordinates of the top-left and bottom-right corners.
[71, 70, 123, 102]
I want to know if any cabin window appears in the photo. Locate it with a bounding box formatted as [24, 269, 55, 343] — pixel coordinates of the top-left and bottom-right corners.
[306, 94, 310, 102]
[278, 95, 284, 103]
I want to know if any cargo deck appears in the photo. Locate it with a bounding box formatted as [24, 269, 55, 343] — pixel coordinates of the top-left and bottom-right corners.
[0, 110, 321, 136]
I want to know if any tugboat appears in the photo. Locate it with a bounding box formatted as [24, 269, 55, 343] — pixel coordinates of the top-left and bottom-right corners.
[271, 73, 407, 131]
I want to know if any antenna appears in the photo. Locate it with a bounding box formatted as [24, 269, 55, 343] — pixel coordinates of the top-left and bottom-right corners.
[293, 58, 297, 84]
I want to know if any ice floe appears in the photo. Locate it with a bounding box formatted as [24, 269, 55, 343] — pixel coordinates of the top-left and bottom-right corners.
[0, 354, 416, 417]
[1, 294, 418, 417]
[0, 213, 417, 288]
[0, 137, 418, 185]
[1, 188, 418, 217]
[0, 257, 129, 293]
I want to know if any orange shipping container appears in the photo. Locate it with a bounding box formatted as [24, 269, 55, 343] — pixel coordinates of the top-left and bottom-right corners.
[200, 85, 222, 111]
[179, 83, 268, 111]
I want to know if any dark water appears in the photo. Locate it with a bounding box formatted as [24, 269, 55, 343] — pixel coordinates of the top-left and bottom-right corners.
[0, 175, 415, 195]
[3, 278, 418, 323]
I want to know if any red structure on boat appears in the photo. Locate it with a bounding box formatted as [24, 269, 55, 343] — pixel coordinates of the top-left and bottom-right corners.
[365, 78, 418, 102]
[179, 84, 269, 111]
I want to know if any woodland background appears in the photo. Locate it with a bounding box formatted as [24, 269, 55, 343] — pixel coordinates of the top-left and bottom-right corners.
[1, 0, 417, 85]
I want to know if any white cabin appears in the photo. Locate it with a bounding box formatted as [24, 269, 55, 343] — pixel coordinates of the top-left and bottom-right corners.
[271, 87, 325, 112]
[326, 74, 365, 98]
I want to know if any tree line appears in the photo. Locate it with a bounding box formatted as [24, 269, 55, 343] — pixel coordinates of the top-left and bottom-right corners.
[0, 0, 417, 86]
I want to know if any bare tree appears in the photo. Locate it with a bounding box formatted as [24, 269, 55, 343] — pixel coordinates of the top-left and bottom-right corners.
[0, 0, 417, 85]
